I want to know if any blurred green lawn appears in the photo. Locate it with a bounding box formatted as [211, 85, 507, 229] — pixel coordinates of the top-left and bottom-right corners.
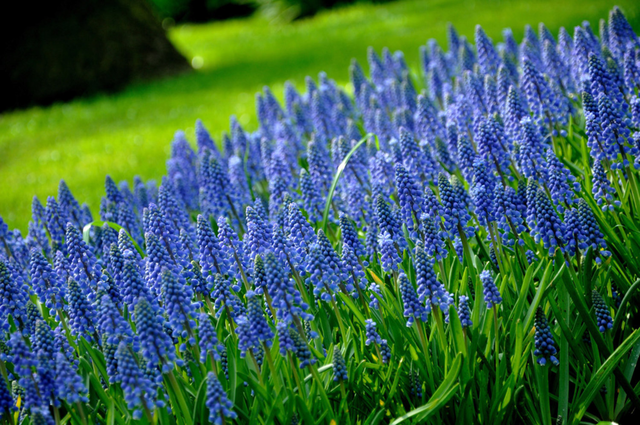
[1, 0, 639, 231]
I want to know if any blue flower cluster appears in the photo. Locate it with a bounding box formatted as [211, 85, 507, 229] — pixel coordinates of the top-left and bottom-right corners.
[332, 347, 348, 382]
[534, 308, 559, 366]
[0, 6, 638, 420]
[592, 290, 614, 333]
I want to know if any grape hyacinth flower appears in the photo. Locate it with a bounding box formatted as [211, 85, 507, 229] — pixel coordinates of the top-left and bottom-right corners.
[533, 189, 566, 255]
[197, 215, 230, 278]
[494, 185, 526, 246]
[476, 117, 510, 174]
[378, 230, 401, 273]
[415, 243, 449, 315]
[121, 249, 155, 311]
[533, 308, 559, 366]
[398, 272, 428, 327]
[245, 207, 273, 261]
[480, 270, 502, 309]
[276, 321, 295, 358]
[55, 351, 88, 404]
[563, 206, 585, 257]
[65, 222, 101, 288]
[0, 260, 29, 331]
[287, 202, 317, 260]
[457, 295, 473, 328]
[198, 313, 223, 364]
[438, 174, 473, 238]
[134, 297, 177, 372]
[597, 92, 631, 170]
[97, 294, 134, 347]
[368, 281, 382, 310]
[290, 327, 315, 368]
[374, 193, 406, 249]
[470, 157, 495, 226]
[421, 214, 447, 260]
[116, 341, 158, 419]
[592, 160, 620, 211]
[264, 252, 313, 324]
[394, 163, 424, 233]
[592, 290, 613, 332]
[577, 199, 611, 262]
[300, 169, 324, 222]
[365, 319, 383, 346]
[246, 290, 274, 347]
[380, 340, 391, 363]
[206, 372, 237, 425]
[547, 149, 580, 212]
[306, 232, 344, 302]
[332, 347, 348, 382]
[66, 278, 97, 340]
[212, 273, 244, 320]
[475, 25, 500, 75]
[410, 370, 422, 399]
[339, 213, 366, 258]
[515, 118, 548, 182]
[144, 231, 180, 297]
[0, 377, 13, 415]
[160, 268, 198, 344]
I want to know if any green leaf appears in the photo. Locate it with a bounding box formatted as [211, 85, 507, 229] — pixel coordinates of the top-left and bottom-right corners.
[523, 261, 556, 332]
[364, 409, 386, 425]
[322, 134, 372, 231]
[390, 353, 462, 424]
[106, 400, 115, 425]
[192, 378, 208, 425]
[338, 292, 366, 326]
[534, 352, 552, 425]
[295, 394, 315, 425]
[561, 269, 640, 409]
[571, 328, 640, 423]
[448, 304, 467, 357]
[612, 279, 640, 334]
[82, 221, 145, 257]
[384, 357, 404, 404]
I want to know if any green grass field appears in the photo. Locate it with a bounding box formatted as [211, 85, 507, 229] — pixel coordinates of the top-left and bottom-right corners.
[1, 0, 638, 231]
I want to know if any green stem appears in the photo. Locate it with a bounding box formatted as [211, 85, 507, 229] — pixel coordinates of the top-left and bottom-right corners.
[433, 308, 449, 369]
[76, 401, 88, 425]
[415, 320, 435, 393]
[289, 354, 306, 398]
[330, 298, 348, 344]
[558, 286, 570, 424]
[3, 409, 15, 425]
[249, 350, 264, 385]
[309, 364, 334, 420]
[166, 369, 193, 424]
[264, 342, 283, 394]
[53, 405, 61, 425]
[537, 364, 552, 425]
[493, 305, 500, 391]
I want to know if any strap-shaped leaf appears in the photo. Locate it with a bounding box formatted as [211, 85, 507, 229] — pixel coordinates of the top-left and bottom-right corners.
[322, 133, 373, 231]
[390, 353, 462, 424]
[571, 328, 640, 424]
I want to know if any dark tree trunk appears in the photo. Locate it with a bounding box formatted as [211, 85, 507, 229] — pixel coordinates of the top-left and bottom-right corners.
[0, 0, 190, 112]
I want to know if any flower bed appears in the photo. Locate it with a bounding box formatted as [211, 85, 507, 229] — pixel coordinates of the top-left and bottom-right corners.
[1, 5, 640, 424]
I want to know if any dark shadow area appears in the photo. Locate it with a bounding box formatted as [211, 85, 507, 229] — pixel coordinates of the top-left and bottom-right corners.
[150, 0, 395, 23]
[151, 0, 257, 23]
[0, 0, 190, 112]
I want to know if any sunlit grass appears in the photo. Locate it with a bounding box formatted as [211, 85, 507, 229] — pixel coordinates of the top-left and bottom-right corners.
[1, 0, 638, 231]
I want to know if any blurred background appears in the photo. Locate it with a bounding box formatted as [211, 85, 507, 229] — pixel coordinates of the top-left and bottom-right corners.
[1, 0, 639, 231]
